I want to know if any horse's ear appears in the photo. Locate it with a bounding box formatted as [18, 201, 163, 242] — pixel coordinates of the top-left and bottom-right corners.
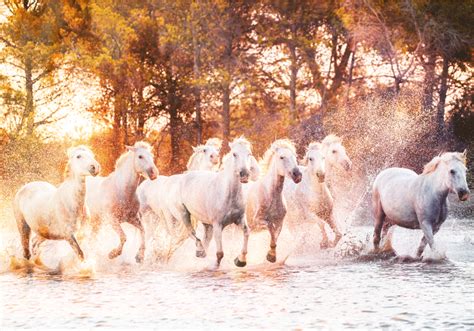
[192, 146, 198, 152]
[461, 149, 467, 164]
[126, 145, 136, 152]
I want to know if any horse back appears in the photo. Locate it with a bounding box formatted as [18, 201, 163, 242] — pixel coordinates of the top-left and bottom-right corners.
[373, 167, 419, 227]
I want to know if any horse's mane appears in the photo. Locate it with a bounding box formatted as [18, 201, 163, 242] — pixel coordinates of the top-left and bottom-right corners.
[260, 139, 296, 174]
[187, 145, 208, 170]
[206, 137, 222, 150]
[64, 145, 93, 179]
[422, 152, 467, 175]
[115, 141, 152, 169]
[322, 134, 342, 146]
[307, 142, 322, 153]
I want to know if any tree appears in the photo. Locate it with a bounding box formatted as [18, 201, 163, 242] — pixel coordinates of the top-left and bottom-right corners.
[0, 0, 92, 138]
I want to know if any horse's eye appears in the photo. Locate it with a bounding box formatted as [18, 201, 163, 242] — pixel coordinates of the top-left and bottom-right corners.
[450, 169, 456, 175]
[76, 155, 81, 159]
[233, 153, 237, 158]
[332, 150, 337, 154]
[309, 157, 313, 161]
[280, 156, 285, 160]
[203, 149, 207, 153]
[138, 155, 143, 159]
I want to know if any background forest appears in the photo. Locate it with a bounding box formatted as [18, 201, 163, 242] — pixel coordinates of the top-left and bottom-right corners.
[0, 0, 472, 204]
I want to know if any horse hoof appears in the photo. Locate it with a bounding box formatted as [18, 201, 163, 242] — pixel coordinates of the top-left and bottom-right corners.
[108, 251, 119, 259]
[135, 255, 144, 264]
[266, 253, 276, 263]
[234, 257, 247, 267]
[196, 250, 206, 258]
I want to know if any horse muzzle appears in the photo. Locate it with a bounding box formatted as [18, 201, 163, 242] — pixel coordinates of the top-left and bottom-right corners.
[316, 172, 325, 183]
[148, 168, 159, 180]
[89, 164, 100, 176]
[239, 169, 250, 183]
[458, 189, 470, 201]
[291, 168, 302, 183]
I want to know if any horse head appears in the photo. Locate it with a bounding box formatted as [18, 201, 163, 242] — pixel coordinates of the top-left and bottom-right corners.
[126, 142, 159, 180]
[266, 139, 302, 183]
[66, 146, 100, 178]
[304, 142, 326, 183]
[322, 134, 352, 171]
[228, 137, 255, 183]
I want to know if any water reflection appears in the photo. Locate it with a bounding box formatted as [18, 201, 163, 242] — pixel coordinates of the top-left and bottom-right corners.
[1, 222, 473, 329]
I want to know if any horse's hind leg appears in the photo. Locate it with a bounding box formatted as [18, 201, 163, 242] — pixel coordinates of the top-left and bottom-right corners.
[67, 235, 84, 261]
[108, 221, 126, 260]
[380, 221, 395, 253]
[31, 235, 46, 258]
[177, 206, 205, 257]
[372, 190, 385, 251]
[127, 214, 146, 263]
[16, 217, 31, 260]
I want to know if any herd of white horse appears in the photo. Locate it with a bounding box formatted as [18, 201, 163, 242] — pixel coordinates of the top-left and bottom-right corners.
[12, 135, 470, 268]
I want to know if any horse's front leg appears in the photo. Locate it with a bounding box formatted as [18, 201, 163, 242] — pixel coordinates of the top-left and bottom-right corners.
[266, 221, 283, 263]
[234, 217, 249, 267]
[127, 214, 146, 263]
[202, 223, 213, 250]
[108, 220, 126, 259]
[417, 223, 442, 258]
[213, 224, 224, 266]
[419, 217, 445, 259]
[67, 235, 84, 261]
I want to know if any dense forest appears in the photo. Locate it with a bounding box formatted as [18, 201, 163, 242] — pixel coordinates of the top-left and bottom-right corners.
[0, 0, 472, 190]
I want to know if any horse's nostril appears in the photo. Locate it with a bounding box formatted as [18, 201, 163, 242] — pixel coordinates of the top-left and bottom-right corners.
[240, 170, 249, 178]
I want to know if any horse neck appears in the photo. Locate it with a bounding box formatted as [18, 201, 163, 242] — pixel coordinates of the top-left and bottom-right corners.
[114, 155, 140, 194]
[220, 159, 243, 201]
[302, 167, 324, 193]
[59, 174, 87, 214]
[423, 169, 450, 200]
[262, 158, 285, 197]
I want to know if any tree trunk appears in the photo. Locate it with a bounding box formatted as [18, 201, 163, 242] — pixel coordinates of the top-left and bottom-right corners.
[422, 52, 436, 114]
[166, 66, 180, 170]
[24, 56, 35, 136]
[169, 106, 180, 171]
[437, 55, 449, 134]
[192, 28, 203, 144]
[222, 81, 231, 152]
[288, 24, 298, 121]
[113, 93, 124, 158]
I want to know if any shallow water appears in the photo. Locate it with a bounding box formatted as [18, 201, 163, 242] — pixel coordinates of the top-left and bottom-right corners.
[1, 218, 473, 329]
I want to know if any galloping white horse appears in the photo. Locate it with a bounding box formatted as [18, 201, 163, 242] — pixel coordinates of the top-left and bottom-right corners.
[372, 151, 470, 258]
[13, 146, 100, 261]
[170, 137, 259, 267]
[246, 139, 302, 263]
[284, 142, 342, 248]
[86, 141, 158, 262]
